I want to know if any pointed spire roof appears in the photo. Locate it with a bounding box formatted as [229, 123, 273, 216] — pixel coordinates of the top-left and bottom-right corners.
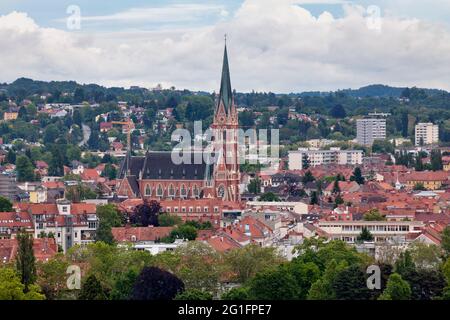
[218, 43, 233, 114]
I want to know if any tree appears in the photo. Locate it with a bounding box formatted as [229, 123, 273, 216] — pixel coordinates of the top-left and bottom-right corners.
[222, 287, 250, 300]
[16, 155, 35, 182]
[282, 261, 321, 299]
[130, 200, 161, 227]
[16, 230, 37, 293]
[400, 269, 445, 300]
[409, 242, 442, 270]
[442, 226, 450, 256]
[334, 194, 344, 208]
[395, 250, 415, 276]
[330, 104, 347, 118]
[310, 191, 319, 205]
[0, 268, 45, 300]
[175, 289, 213, 300]
[332, 265, 372, 300]
[413, 183, 426, 191]
[378, 273, 411, 300]
[302, 154, 311, 170]
[308, 259, 348, 300]
[357, 227, 374, 242]
[43, 124, 59, 144]
[131, 267, 184, 300]
[224, 244, 283, 283]
[303, 170, 315, 184]
[6, 149, 16, 164]
[247, 268, 299, 300]
[158, 214, 182, 227]
[363, 209, 386, 221]
[110, 269, 139, 300]
[350, 167, 364, 185]
[0, 196, 13, 211]
[165, 224, 197, 242]
[332, 179, 341, 194]
[258, 192, 280, 202]
[248, 178, 262, 194]
[78, 274, 108, 300]
[36, 255, 70, 300]
[430, 149, 443, 171]
[96, 204, 123, 245]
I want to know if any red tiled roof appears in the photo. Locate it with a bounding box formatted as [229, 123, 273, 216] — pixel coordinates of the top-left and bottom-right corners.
[0, 238, 57, 263]
[112, 226, 173, 242]
[206, 235, 241, 252]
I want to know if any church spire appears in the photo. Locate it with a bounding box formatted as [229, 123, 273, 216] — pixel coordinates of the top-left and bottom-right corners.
[218, 39, 233, 114]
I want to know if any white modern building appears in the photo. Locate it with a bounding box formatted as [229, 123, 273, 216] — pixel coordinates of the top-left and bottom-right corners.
[288, 148, 363, 170]
[356, 118, 386, 146]
[317, 220, 424, 244]
[415, 123, 439, 146]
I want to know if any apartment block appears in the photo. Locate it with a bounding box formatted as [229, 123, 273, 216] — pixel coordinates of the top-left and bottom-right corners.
[356, 118, 386, 146]
[288, 148, 363, 170]
[415, 123, 439, 146]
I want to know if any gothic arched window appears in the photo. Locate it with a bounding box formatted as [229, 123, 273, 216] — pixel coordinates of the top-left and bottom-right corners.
[157, 184, 163, 197]
[180, 185, 187, 198]
[168, 184, 175, 197]
[193, 185, 199, 198]
[145, 185, 151, 197]
[218, 185, 225, 199]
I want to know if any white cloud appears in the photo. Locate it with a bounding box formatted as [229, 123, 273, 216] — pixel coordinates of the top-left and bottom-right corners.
[1, 1, 450, 93]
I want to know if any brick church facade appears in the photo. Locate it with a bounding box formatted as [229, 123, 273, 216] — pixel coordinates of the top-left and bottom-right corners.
[117, 44, 241, 203]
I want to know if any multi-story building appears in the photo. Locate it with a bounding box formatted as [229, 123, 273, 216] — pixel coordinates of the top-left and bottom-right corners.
[288, 148, 363, 170]
[317, 220, 424, 244]
[415, 123, 439, 146]
[16, 200, 98, 252]
[356, 118, 386, 146]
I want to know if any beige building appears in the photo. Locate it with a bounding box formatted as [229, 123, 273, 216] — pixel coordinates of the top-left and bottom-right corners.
[415, 123, 439, 146]
[317, 220, 424, 244]
[288, 148, 363, 170]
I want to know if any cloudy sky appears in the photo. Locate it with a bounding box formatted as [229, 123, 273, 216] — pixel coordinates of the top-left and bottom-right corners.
[1, 0, 450, 92]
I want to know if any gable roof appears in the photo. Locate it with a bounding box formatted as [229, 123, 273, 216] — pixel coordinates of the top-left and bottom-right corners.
[112, 226, 173, 242]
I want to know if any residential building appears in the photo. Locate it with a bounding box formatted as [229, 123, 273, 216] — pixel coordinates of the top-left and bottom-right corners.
[356, 118, 386, 146]
[415, 123, 439, 146]
[317, 220, 424, 244]
[288, 148, 363, 170]
[3, 112, 18, 121]
[16, 200, 98, 252]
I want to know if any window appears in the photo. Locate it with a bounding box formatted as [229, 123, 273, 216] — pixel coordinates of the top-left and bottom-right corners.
[166, 207, 171, 213]
[204, 207, 209, 213]
[145, 185, 152, 196]
[180, 185, 187, 198]
[157, 185, 163, 197]
[182, 207, 186, 213]
[193, 185, 199, 198]
[169, 184, 175, 197]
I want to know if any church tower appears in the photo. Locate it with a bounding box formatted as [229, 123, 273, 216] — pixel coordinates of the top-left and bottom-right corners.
[211, 42, 240, 202]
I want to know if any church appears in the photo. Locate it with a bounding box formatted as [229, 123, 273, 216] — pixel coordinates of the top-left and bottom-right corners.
[117, 43, 241, 203]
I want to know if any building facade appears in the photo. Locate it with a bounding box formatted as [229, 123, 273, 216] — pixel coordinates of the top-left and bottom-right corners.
[415, 123, 439, 146]
[356, 118, 386, 146]
[288, 148, 363, 170]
